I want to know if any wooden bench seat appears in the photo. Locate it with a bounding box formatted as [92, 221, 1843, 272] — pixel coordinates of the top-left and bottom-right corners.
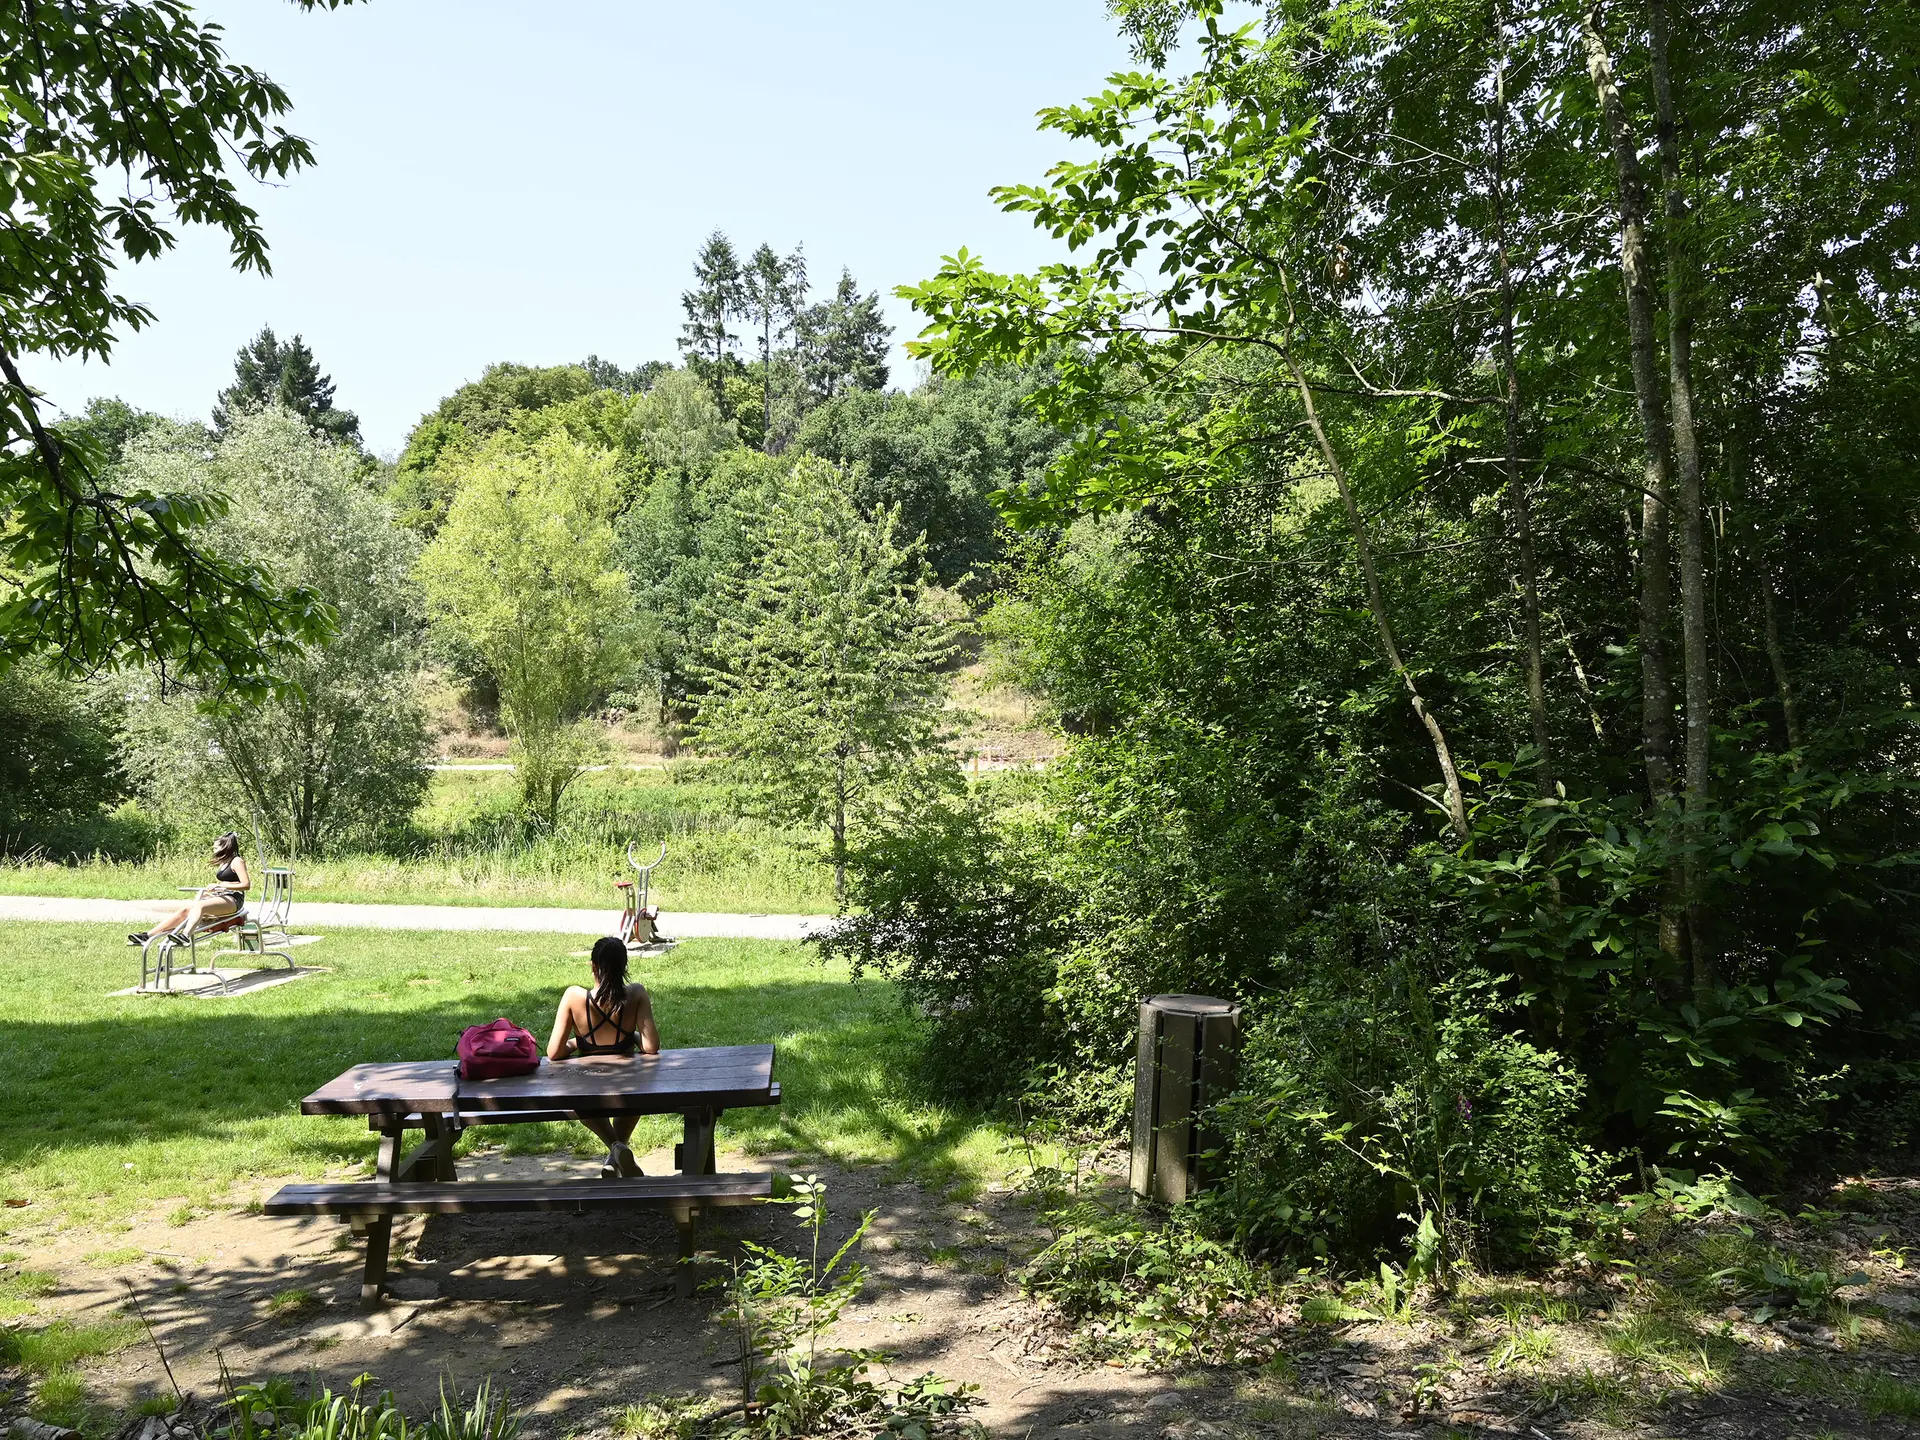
[366, 1083, 782, 1134]
[265, 1173, 772, 1300]
[265, 1174, 770, 1215]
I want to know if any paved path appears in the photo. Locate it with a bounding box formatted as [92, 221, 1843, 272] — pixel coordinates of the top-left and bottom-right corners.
[0, 894, 832, 942]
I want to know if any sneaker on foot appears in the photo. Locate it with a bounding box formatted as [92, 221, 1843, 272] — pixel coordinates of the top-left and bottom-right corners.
[610, 1141, 643, 1177]
[128, 932, 148, 945]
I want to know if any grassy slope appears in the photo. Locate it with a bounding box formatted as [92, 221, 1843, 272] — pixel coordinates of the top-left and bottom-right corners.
[0, 769, 837, 913]
[0, 923, 1005, 1232]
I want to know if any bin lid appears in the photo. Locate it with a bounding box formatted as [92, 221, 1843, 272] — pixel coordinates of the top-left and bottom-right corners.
[1144, 993, 1239, 1016]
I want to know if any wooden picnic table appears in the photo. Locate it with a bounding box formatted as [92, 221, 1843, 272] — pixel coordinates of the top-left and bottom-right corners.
[270, 1044, 780, 1300]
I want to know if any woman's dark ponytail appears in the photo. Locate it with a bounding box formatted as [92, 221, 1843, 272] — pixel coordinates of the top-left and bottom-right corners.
[590, 936, 629, 1011]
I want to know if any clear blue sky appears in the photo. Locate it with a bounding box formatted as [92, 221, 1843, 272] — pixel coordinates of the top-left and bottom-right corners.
[30, 1, 1139, 456]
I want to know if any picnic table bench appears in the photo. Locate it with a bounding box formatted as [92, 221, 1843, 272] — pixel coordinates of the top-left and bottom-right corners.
[264, 1044, 779, 1302]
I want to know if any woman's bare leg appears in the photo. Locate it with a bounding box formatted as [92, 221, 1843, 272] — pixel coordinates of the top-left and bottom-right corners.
[578, 1115, 618, 1146]
[576, 1114, 643, 1174]
[150, 907, 191, 935]
[580, 1117, 641, 1143]
[186, 899, 237, 931]
[149, 897, 235, 936]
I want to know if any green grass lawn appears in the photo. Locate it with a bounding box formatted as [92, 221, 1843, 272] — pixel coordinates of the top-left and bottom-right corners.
[0, 769, 836, 913]
[0, 922, 1007, 1233]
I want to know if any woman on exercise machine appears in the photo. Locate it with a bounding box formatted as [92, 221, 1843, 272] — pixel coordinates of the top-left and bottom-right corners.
[128, 831, 249, 946]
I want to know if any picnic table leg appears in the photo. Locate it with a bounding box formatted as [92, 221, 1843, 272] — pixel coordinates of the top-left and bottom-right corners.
[676, 1108, 717, 1177]
[670, 1199, 698, 1298]
[671, 1108, 718, 1298]
[439, 1115, 464, 1180]
[427, 1111, 456, 1181]
[415, 1112, 457, 1182]
[362, 1125, 402, 1305]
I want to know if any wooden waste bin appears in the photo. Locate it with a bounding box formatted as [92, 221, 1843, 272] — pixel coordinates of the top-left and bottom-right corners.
[1129, 993, 1243, 1204]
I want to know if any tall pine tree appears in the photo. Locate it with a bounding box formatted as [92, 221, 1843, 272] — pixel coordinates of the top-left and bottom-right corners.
[679, 231, 746, 376]
[798, 269, 892, 401]
[213, 326, 361, 446]
[739, 242, 809, 451]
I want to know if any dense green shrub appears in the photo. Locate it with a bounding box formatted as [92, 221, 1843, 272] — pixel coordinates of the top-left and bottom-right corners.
[1212, 971, 1607, 1267]
[869, 0, 1920, 1283]
[813, 776, 1071, 1107]
[0, 665, 134, 858]
[1023, 1200, 1273, 1364]
[1440, 723, 1920, 1175]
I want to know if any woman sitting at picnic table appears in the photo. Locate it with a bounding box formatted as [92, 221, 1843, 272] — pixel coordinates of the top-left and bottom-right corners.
[128, 831, 249, 946]
[547, 936, 660, 1177]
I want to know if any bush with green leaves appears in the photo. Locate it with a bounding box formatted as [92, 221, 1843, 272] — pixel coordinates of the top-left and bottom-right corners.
[0, 662, 133, 857]
[114, 409, 431, 855]
[215, 1372, 519, 1440]
[873, 0, 1920, 1279]
[1022, 1200, 1277, 1365]
[1710, 1247, 1868, 1326]
[814, 775, 1071, 1107]
[1210, 968, 1608, 1272]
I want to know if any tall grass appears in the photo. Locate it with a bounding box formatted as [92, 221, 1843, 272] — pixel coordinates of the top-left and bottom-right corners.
[0, 769, 835, 913]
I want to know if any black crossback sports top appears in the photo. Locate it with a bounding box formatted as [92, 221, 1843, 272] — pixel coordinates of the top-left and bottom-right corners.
[215, 863, 239, 884]
[576, 988, 638, 1056]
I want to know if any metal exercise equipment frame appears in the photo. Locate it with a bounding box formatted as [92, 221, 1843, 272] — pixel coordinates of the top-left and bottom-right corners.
[139, 866, 296, 994]
[616, 840, 672, 950]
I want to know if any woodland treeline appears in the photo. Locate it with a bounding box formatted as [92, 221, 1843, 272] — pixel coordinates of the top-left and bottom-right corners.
[1, 0, 1916, 1274]
[2, 230, 1054, 899]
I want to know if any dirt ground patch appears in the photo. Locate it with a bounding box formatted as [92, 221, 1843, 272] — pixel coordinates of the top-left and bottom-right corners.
[3, 1146, 1918, 1439]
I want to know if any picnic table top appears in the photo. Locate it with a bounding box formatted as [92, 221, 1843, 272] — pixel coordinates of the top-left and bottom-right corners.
[300, 1043, 777, 1117]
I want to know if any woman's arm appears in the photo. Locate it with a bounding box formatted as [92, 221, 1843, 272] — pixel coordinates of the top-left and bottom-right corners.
[546, 987, 581, 1061]
[634, 986, 660, 1056]
[226, 855, 251, 895]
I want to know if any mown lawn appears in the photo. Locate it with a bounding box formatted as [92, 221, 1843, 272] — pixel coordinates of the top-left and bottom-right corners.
[0, 923, 1006, 1232]
[0, 769, 836, 913]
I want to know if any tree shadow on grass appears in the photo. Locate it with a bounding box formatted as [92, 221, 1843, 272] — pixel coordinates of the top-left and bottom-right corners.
[0, 976, 998, 1199]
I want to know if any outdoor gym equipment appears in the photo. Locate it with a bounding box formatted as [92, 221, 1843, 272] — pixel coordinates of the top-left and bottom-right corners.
[140, 866, 296, 994]
[616, 841, 673, 950]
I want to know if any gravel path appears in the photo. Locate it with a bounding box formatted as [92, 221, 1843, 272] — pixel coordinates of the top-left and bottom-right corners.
[0, 893, 831, 941]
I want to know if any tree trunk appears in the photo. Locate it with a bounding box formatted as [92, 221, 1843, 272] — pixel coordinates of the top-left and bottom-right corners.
[1581, 4, 1676, 809]
[763, 314, 774, 453]
[1648, 0, 1715, 999]
[832, 746, 848, 905]
[1758, 572, 1802, 749]
[218, 721, 282, 855]
[1558, 619, 1608, 740]
[1492, 41, 1554, 798]
[1283, 349, 1471, 844]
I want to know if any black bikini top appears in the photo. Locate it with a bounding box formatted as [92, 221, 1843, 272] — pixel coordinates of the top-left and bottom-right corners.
[577, 988, 638, 1057]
